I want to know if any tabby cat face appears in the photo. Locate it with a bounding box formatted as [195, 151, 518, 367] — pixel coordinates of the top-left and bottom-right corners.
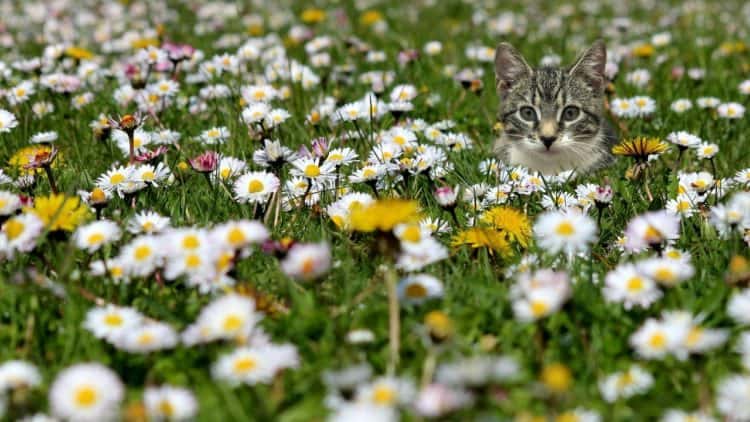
[494, 41, 612, 174]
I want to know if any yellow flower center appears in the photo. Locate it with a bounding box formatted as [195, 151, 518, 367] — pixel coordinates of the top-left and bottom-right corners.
[216, 252, 234, 272]
[530, 300, 549, 317]
[649, 332, 666, 349]
[182, 235, 200, 249]
[617, 372, 634, 388]
[401, 225, 421, 242]
[686, 328, 702, 346]
[248, 179, 264, 193]
[110, 173, 125, 184]
[372, 386, 396, 405]
[4, 219, 25, 240]
[301, 258, 315, 275]
[87, 233, 105, 245]
[185, 254, 201, 268]
[627, 277, 644, 292]
[555, 221, 575, 236]
[74, 386, 98, 407]
[227, 228, 245, 245]
[207, 129, 220, 138]
[104, 313, 123, 326]
[654, 268, 675, 283]
[329, 153, 343, 161]
[223, 315, 243, 331]
[91, 188, 106, 203]
[304, 164, 321, 178]
[141, 170, 155, 181]
[233, 357, 257, 374]
[363, 168, 376, 178]
[138, 332, 155, 345]
[220, 168, 231, 179]
[393, 135, 405, 145]
[134, 245, 152, 261]
[159, 400, 174, 417]
[644, 225, 661, 242]
[405, 283, 428, 298]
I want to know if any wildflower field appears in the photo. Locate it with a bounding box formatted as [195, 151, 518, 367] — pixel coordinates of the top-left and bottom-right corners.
[2, 0, 750, 420]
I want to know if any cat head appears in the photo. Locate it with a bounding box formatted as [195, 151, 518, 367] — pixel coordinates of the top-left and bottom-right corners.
[494, 41, 609, 172]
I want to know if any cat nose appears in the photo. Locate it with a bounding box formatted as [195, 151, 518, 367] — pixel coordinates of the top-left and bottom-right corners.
[540, 136, 557, 149]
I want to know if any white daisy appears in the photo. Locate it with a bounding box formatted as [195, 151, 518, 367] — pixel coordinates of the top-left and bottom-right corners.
[49, 363, 124, 422]
[280, 242, 331, 281]
[603, 263, 662, 309]
[144, 385, 199, 421]
[212, 343, 299, 386]
[0, 360, 42, 391]
[0, 190, 21, 216]
[0, 109, 19, 133]
[233, 171, 280, 204]
[83, 304, 143, 341]
[30, 131, 58, 144]
[127, 210, 171, 234]
[533, 208, 597, 256]
[74, 220, 121, 253]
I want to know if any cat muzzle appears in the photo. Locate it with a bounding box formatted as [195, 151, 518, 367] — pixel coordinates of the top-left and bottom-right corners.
[540, 136, 557, 149]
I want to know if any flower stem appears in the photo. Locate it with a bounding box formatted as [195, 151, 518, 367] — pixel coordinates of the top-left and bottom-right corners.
[420, 348, 437, 387]
[128, 132, 135, 165]
[43, 164, 58, 194]
[385, 264, 400, 374]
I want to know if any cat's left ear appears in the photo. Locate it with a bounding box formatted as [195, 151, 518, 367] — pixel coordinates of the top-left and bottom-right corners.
[568, 40, 607, 93]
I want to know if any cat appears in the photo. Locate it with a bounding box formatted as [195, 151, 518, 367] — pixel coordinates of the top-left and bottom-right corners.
[493, 40, 617, 175]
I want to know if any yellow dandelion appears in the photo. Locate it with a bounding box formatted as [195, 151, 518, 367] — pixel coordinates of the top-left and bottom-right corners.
[632, 43, 655, 58]
[612, 137, 669, 162]
[451, 227, 512, 257]
[540, 363, 572, 393]
[424, 310, 453, 341]
[9, 145, 62, 176]
[130, 38, 160, 50]
[480, 206, 532, 247]
[719, 41, 747, 56]
[247, 24, 264, 36]
[300, 8, 326, 24]
[65, 46, 94, 61]
[27, 194, 91, 232]
[360, 10, 384, 26]
[349, 199, 421, 232]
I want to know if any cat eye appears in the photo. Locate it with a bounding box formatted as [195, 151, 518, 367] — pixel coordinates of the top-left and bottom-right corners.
[519, 106, 537, 122]
[562, 106, 580, 121]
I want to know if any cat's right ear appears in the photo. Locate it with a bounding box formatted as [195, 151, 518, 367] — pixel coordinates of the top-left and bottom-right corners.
[494, 43, 532, 95]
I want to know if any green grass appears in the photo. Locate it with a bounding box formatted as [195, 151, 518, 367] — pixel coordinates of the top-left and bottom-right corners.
[1, 0, 750, 420]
